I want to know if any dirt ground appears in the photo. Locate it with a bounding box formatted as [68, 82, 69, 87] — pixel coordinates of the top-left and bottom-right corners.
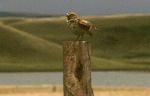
[0, 85, 150, 96]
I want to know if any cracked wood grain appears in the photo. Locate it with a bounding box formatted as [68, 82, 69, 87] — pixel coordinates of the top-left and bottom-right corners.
[63, 41, 94, 96]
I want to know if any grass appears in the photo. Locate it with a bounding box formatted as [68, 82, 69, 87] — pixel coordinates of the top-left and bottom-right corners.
[0, 85, 149, 96]
[0, 14, 150, 72]
[0, 22, 62, 72]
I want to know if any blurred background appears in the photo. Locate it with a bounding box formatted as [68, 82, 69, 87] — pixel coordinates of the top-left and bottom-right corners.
[0, 1, 150, 95]
[0, 0, 150, 16]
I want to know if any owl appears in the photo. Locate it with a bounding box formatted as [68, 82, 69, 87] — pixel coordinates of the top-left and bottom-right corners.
[66, 11, 96, 40]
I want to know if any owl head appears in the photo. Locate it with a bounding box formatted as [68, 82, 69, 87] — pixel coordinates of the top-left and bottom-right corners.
[66, 11, 78, 21]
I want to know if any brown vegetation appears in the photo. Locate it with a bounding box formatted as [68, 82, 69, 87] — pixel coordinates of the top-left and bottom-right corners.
[0, 86, 150, 96]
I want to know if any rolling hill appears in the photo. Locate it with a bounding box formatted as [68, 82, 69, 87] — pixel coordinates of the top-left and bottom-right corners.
[1, 14, 150, 71]
[10, 15, 150, 58]
[0, 22, 62, 72]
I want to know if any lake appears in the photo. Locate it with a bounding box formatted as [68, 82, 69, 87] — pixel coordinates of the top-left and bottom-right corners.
[0, 72, 150, 87]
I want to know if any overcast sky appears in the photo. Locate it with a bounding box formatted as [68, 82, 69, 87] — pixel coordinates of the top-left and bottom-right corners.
[0, 0, 150, 15]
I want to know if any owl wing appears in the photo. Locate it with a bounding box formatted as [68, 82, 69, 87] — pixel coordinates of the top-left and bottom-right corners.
[78, 19, 91, 30]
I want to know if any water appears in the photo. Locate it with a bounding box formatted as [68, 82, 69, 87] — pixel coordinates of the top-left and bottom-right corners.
[0, 72, 150, 87]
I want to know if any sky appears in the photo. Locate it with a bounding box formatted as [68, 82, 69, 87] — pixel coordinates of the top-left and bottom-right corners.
[0, 0, 150, 15]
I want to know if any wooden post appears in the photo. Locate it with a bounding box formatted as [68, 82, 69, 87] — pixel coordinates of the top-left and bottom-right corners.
[63, 41, 94, 96]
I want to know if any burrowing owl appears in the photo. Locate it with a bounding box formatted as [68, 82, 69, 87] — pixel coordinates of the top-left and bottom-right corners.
[66, 11, 96, 40]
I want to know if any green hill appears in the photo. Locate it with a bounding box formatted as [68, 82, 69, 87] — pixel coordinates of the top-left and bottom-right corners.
[0, 23, 62, 72]
[1, 14, 150, 71]
[0, 17, 25, 25]
[11, 16, 150, 58]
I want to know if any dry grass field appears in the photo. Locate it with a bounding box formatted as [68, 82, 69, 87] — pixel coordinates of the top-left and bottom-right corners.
[0, 85, 150, 96]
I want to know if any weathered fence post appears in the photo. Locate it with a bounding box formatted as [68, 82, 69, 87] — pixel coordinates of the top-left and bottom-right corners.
[63, 41, 94, 96]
